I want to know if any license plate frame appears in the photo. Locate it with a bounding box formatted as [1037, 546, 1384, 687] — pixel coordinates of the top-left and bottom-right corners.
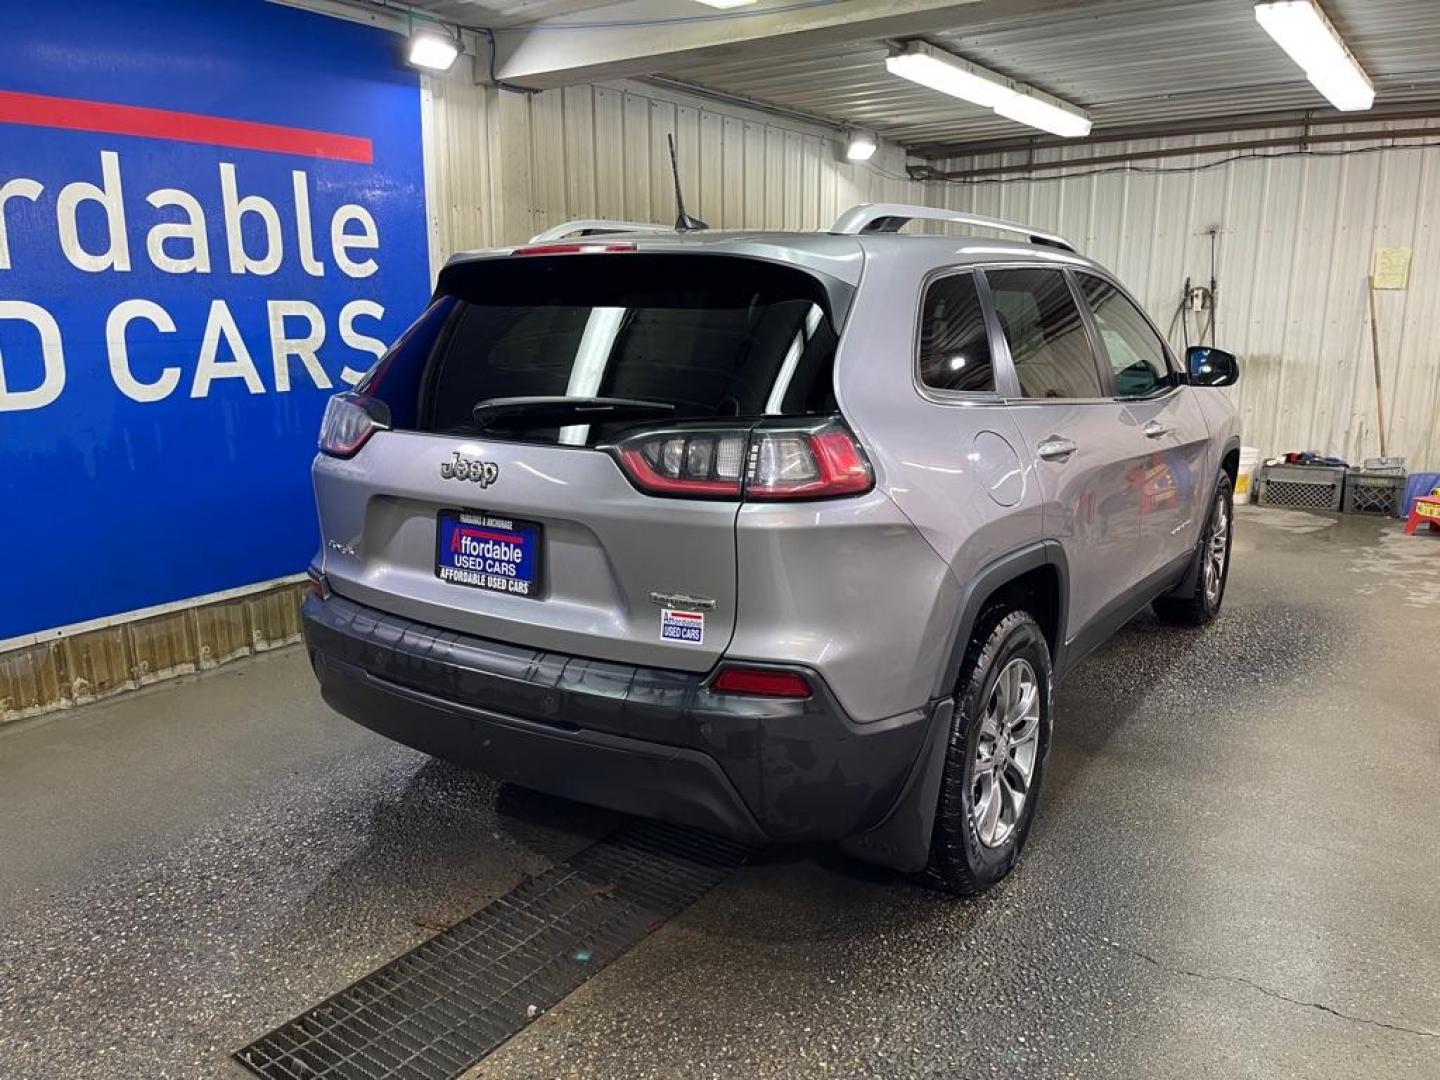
[434, 509, 545, 599]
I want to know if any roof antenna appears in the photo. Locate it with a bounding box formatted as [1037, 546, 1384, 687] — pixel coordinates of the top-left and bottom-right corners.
[668, 133, 708, 231]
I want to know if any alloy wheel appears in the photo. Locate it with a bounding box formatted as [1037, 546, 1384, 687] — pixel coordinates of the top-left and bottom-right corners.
[971, 657, 1041, 848]
[1203, 490, 1230, 604]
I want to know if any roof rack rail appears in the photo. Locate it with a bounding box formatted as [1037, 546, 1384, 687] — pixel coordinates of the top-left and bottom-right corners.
[830, 203, 1075, 252]
[528, 219, 676, 243]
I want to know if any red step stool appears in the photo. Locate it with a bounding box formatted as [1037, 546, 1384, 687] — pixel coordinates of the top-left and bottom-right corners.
[1404, 495, 1440, 535]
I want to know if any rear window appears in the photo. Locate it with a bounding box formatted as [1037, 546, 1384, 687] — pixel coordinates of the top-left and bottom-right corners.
[386, 254, 844, 444]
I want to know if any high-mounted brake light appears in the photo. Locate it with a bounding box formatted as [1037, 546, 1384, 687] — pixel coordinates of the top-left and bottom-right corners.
[603, 419, 873, 502]
[318, 392, 390, 458]
[512, 242, 638, 256]
[710, 666, 813, 699]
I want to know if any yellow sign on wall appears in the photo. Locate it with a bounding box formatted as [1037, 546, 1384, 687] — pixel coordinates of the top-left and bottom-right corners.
[1373, 247, 1413, 290]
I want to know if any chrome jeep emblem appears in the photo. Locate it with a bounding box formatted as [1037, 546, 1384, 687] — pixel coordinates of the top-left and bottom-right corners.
[440, 452, 499, 487]
[649, 591, 716, 612]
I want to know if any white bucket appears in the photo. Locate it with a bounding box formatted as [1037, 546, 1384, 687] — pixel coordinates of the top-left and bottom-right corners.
[1236, 446, 1262, 503]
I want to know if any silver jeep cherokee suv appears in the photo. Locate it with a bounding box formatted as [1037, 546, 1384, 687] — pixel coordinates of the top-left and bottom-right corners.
[302, 203, 1240, 895]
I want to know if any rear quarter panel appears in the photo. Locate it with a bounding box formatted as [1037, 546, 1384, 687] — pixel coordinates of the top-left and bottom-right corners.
[728, 490, 960, 723]
[809, 242, 1046, 713]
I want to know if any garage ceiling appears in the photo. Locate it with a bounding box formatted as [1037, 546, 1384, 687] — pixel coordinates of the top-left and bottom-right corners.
[402, 0, 621, 29]
[393, 0, 1440, 155]
[662, 0, 1440, 154]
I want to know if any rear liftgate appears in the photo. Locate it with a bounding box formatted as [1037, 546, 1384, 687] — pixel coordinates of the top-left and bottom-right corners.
[235, 822, 747, 1080]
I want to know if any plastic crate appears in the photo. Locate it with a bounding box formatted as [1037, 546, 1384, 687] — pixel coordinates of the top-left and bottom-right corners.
[1257, 463, 1345, 511]
[1344, 469, 1407, 516]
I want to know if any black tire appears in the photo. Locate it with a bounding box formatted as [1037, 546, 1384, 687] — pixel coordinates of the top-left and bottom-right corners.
[1153, 472, 1234, 627]
[924, 607, 1053, 897]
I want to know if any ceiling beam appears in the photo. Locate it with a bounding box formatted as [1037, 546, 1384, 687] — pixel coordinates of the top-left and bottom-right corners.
[935, 124, 1440, 180]
[481, 0, 635, 30]
[491, 0, 1085, 89]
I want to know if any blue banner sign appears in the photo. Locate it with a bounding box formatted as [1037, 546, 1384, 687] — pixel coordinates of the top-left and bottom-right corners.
[0, 0, 430, 640]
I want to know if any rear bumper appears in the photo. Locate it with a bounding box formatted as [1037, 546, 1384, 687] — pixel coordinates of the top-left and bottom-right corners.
[301, 592, 939, 855]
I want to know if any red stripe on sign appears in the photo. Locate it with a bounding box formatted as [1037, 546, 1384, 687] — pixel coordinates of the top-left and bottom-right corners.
[0, 90, 373, 164]
[459, 528, 522, 544]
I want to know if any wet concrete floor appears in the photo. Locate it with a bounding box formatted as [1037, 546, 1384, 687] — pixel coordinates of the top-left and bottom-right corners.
[1, 506, 1436, 1078]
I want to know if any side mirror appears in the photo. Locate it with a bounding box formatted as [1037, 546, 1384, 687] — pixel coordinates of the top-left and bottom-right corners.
[1186, 346, 1239, 387]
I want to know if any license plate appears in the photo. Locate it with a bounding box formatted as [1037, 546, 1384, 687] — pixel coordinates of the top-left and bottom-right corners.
[435, 510, 543, 598]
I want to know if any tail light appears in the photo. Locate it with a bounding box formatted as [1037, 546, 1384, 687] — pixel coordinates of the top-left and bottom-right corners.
[745, 423, 873, 500]
[604, 418, 873, 502]
[612, 427, 749, 498]
[318, 392, 390, 458]
[709, 665, 813, 699]
[305, 564, 331, 600]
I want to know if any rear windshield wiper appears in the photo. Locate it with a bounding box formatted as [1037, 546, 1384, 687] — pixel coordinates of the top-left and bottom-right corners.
[471, 396, 677, 431]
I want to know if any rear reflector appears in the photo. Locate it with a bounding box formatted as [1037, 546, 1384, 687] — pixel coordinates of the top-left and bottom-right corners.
[512, 242, 638, 256]
[710, 666, 813, 699]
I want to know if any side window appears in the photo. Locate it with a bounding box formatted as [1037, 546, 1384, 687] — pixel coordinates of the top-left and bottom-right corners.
[918, 272, 995, 393]
[985, 267, 1103, 399]
[1076, 273, 1171, 398]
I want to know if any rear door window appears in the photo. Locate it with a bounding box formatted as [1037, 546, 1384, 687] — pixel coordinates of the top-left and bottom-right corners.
[917, 272, 995, 394]
[1075, 273, 1172, 397]
[414, 254, 841, 443]
[984, 267, 1104, 399]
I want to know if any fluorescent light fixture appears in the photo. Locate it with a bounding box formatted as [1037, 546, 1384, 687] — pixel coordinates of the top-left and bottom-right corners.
[885, 42, 1013, 109]
[1254, 1, 1375, 111]
[694, 0, 758, 8]
[844, 130, 878, 162]
[407, 30, 460, 73]
[994, 90, 1092, 138]
[884, 40, 1092, 138]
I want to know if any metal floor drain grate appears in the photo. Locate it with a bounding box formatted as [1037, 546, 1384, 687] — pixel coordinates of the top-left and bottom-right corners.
[235, 820, 748, 1080]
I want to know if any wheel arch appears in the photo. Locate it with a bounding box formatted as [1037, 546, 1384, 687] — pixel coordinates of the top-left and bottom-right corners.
[843, 543, 1069, 875]
[933, 541, 1069, 701]
[1220, 436, 1241, 485]
[1163, 450, 1239, 604]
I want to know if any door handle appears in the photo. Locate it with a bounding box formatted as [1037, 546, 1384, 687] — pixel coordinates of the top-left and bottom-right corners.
[1036, 437, 1078, 461]
[1143, 420, 1175, 439]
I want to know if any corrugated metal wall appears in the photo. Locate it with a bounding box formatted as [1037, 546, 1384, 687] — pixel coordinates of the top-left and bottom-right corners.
[423, 80, 1438, 470]
[423, 75, 930, 259]
[936, 129, 1440, 471]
